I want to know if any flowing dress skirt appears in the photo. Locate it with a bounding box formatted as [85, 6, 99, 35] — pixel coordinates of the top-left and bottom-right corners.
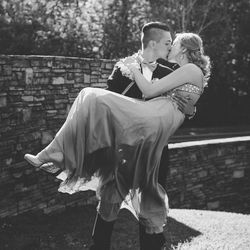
[38, 87, 184, 233]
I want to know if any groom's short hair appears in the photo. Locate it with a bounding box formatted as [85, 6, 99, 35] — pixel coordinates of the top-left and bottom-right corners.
[141, 22, 170, 48]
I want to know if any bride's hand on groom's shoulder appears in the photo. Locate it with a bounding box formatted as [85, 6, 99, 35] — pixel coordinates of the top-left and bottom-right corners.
[123, 57, 136, 65]
[116, 57, 139, 80]
[123, 57, 140, 69]
[123, 59, 140, 74]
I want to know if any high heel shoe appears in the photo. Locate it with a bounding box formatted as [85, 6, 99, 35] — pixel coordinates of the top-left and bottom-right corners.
[24, 154, 43, 167]
[24, 153, 62, 174]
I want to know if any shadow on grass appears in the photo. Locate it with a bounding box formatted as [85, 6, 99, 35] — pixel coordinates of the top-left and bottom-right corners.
[0, 205, 202, 250]
[164, 217, 202, 249]
[0, 206, 95, 250]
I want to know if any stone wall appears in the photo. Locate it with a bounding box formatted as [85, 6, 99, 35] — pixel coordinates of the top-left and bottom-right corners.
[0, 55, 250, 218]
[167, 139, 250, 214]
[0, 55, 115, 217]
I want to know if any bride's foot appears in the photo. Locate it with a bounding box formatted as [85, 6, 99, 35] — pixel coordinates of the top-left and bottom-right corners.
[24, 154, 43, 167]
[24, 152, 63, 174]
[40, 162, 61, 175]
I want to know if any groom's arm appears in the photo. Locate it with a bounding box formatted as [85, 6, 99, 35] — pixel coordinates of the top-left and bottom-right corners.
[106, 65, 132, 94]
[106, 63, 143, 99]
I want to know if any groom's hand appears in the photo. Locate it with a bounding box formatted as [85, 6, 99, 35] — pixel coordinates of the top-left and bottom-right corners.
[172, 93, 196, 119]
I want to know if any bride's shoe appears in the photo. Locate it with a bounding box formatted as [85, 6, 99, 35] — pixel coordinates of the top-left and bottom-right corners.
[24, 152, 63, 174]
[24, 154, 43, 167]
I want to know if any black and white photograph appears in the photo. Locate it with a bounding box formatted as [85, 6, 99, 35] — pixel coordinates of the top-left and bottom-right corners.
[0, 0, 250, 249]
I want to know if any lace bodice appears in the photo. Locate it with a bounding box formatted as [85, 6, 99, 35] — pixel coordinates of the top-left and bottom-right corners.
[169, 83, 203, 95]
[176, 83, 203, 95]
[162, 83, 203, 99]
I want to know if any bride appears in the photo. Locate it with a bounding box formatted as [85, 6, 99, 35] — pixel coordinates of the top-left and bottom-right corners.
[24, 32, 211, 234]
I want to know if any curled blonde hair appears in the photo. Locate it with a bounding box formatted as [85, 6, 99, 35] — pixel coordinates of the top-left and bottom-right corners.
[176, 33, 211, 84]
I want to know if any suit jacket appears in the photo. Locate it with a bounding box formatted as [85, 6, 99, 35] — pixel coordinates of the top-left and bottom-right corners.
[105, 56, 176, 187]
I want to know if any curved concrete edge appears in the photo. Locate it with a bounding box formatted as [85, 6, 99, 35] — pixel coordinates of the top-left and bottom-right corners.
[169, 136, 250, 149]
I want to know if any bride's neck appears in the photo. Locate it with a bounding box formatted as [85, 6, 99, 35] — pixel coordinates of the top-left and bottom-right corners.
[177, 57, 189, 67]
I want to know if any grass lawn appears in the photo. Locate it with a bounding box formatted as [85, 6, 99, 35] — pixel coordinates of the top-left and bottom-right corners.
[0, 205, 250, 250]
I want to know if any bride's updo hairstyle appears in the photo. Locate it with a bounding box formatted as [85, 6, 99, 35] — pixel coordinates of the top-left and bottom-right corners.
[176, 32, 211, 84]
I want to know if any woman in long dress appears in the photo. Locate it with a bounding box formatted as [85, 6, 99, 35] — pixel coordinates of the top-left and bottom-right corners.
[24, 32, 211, 237]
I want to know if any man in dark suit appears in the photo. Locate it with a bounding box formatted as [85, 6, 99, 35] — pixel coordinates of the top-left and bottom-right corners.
[90, 22, 195, 250]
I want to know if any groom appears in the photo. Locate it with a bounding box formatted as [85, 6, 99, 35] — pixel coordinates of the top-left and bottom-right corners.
[90, 22, 195, 250]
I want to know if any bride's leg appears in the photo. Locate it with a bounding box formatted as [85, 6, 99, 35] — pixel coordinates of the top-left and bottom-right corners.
[24, 87, 102, 173]
[24, 140, 63, 170]
[24, 88, 89, 167]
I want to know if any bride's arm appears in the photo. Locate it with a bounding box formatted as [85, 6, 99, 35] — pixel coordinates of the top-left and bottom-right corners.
[129, 63, 203, 98]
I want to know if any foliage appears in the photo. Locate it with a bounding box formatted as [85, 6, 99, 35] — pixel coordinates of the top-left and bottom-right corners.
[101, 0, 152, 58]
[0, 0, 249, 126]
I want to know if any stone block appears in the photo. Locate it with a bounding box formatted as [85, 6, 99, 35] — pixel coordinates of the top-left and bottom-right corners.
[0, 95, 7, 107]
[81, 63, 90, 69]
[217, 149, 223, 156]
[13, 59, 30, 68]
[28, 102, 42, 107]
[90, 76, 98, 82]
[207, 200, 220, 210]
[3, 65, 12, 75]
[225, 159, 235, 165]
[52, 77, 64, 85]
[21, 96, 33, 102]
[34, 96, 45, 102]
[100, 73, 110, 79]
[84, 74, 91, 84]
[75, 77, 85, 83]
[91, 83, 106, 88]
[54, 99, 68, 104]
[91, 71, 100, 75]
[170, 168, 178, 175]
[55, 103, 66, 109]
[97, 79, 108, 84]
[25, 68, 33, 85]
[65, 79, 75, 84]
[198, 170, 208, 178]
[18, 200, 32, 211]
[54, 69, 66, 73]
[105, 63, 114, 69]
[0, 58, 7, 64]
[14, 71, 24, 80]
[46, 110, 57, 116]
[44, 204, 65, 214]
[41, 131, 53, 145]
[31, 60, 42, 67]
[69, 69, 82, 73]
[233, 169, 244, 178]
[90, 62, 100, 67]
[37, 68, 50, 73]
[190, 153, 197, 161]
[67, 72, 74, 80]
[47, 61, 53, 67]
[31, 131, 42, 140]
[37, 203, 47, 209]
[238, 145, 246, 151]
